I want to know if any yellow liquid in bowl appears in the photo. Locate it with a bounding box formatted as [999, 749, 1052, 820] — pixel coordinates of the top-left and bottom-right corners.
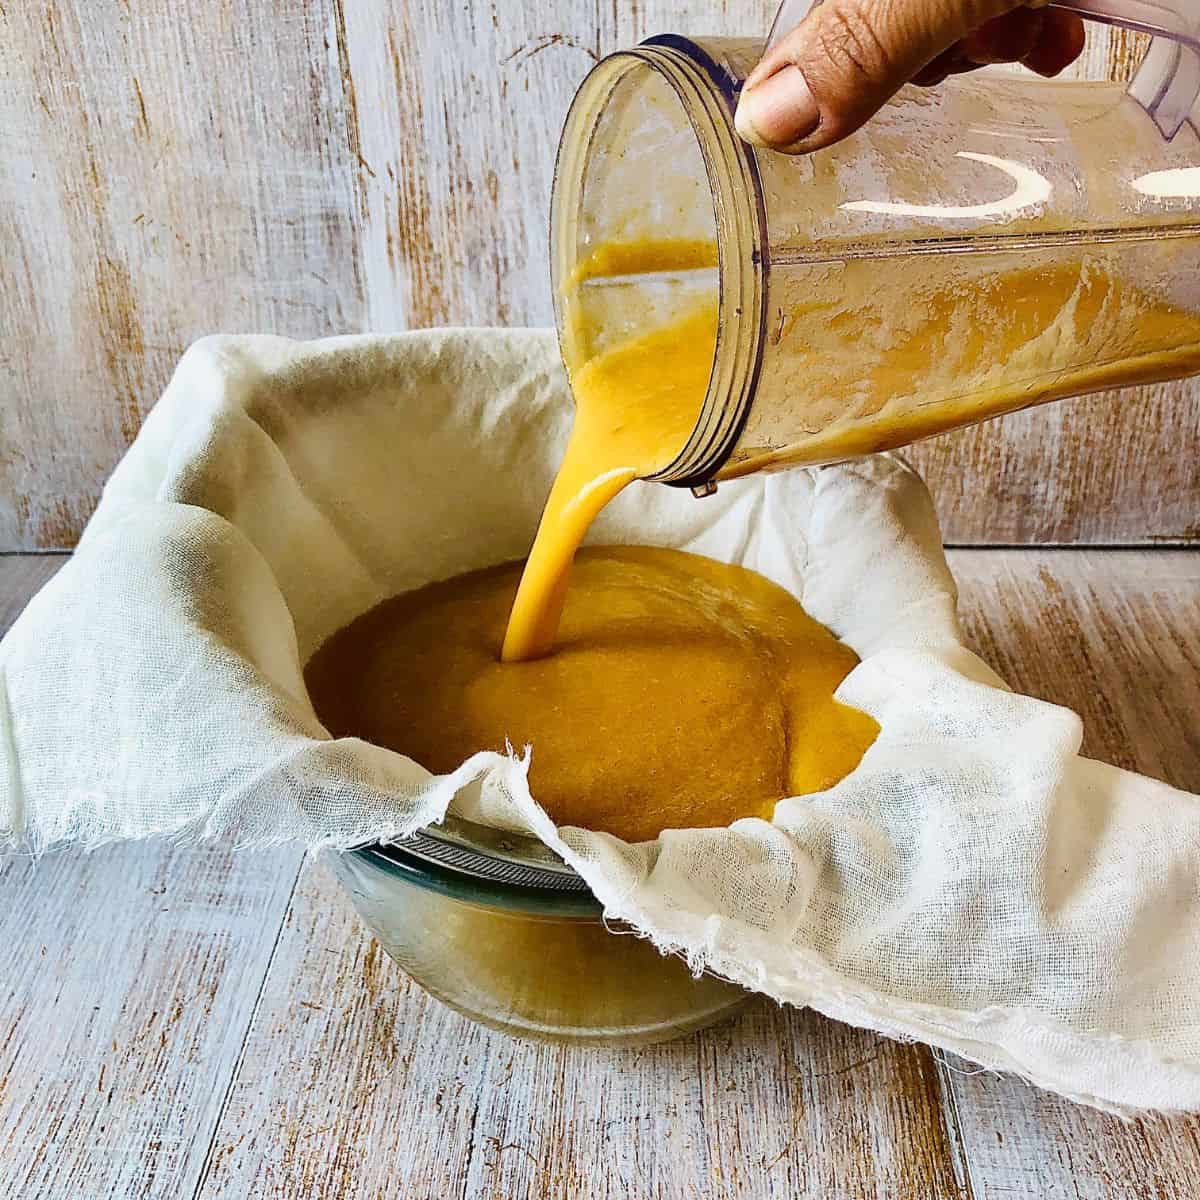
[306, 546, 878, 842]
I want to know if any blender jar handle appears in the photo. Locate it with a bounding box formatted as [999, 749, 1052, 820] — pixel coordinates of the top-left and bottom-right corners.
[1060, 1, 1200, 137]
[765, 0, 1200, 138]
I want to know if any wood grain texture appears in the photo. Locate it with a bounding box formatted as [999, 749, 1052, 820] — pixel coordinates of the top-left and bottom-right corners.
[0, 1, 364, 550]
[3, 5, 1195, 549]
[908, 380, 1200, 547]
[336, 1, 775, 332]
[0, 560, 306, 1200]
[949, 549, 1200, 791]
[3, 535, 1200, 1200]
[943, 548, 1200, 1199]
[195, 855, 966, 1200]
[0, 555, 63, 630]
[0, 841, 305, 1200]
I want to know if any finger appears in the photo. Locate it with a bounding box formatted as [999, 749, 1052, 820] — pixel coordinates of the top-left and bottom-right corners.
[914, 8, 1043, 87]
[735, 0, 1028, 154]
[911, 45, 971, 87]
[960, 7, 1045, 65]
[1022, 8, 1086, 77]
[908, 8, 1083, 90]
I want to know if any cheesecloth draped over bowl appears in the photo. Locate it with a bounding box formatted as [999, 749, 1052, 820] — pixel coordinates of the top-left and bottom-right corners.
[2, 329, 1199, 1114]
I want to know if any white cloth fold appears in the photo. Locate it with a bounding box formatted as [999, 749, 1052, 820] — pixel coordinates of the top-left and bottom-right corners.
[2, 328, 1198, 1113]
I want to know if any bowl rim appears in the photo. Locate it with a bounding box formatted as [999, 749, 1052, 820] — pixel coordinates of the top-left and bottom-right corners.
[347, 836, 605, 918]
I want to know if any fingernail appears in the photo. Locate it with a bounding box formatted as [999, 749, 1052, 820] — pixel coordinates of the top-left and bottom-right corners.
[735, 65, 820, 150]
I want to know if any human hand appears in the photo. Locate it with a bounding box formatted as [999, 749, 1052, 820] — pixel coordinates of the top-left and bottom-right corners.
[735, 0, 1086, 154]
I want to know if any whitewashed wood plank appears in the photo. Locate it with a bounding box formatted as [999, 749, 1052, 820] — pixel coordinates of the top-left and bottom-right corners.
[949, 550, 1200, 790]
[940, 1064, 1200, 1200]
[0, 556, 64, 629]
[0, 557, 306, 1200]
[0, 842, 304, 1200]
[0, 0, 364, 550]
[941, 548, 1200, 1199]
[3, 7, 1195, 549]
[911, 380, 1200, 547]
[337, 0, 775, 334]
[196, 854, 965, 1200]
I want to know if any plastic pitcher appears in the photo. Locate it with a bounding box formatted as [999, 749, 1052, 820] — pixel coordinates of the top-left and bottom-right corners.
[550, 1, 1200, 489]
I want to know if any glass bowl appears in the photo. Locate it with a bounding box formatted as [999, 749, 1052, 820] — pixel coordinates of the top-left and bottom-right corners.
[327, 816, 753, 1045]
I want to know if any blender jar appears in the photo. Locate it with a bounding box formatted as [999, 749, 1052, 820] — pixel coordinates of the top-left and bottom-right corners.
[550, 3, 1200, 488]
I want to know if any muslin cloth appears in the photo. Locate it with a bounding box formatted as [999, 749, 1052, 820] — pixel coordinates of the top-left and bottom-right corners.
[2, 329, 1198, 1113]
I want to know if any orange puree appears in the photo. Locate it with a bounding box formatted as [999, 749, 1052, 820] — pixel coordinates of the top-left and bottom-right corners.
[305, 239, 880, 842]
[501, 299, 718, 662]
[566, 237, 719, 285]
[306, 239, 868, 842]
[305, 546, 879, 843]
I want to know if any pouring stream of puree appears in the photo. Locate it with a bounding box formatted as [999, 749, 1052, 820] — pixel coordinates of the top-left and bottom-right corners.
[305, 236, 880, 844]
[501, 242, 719, 662]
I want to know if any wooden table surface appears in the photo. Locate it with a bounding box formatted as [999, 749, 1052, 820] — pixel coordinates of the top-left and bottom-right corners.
[2, 548, 1198, 1200]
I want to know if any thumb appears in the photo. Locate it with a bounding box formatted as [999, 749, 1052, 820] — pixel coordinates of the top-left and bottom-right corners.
[735, 0, 1030, 153]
